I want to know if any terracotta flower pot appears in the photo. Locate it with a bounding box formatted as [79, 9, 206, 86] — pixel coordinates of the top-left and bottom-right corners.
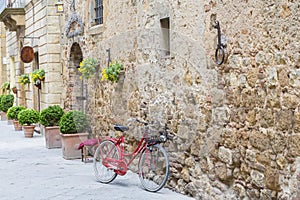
[7, 119, 13, 125]
[13, 120, 22, 131]
[1, 112, 7, 121]
[45, 126, 62, 149]
[23, 125, 35, 138]
[60, 132, 88, 160]
[12, 87, 17, 94]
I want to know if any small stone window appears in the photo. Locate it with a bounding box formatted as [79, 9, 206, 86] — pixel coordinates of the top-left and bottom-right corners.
[94, 0, 103, 25]
[160, 17, 170, 56]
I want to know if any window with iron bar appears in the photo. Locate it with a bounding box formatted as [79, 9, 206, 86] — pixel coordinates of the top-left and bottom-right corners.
[94, 0, 103, 25]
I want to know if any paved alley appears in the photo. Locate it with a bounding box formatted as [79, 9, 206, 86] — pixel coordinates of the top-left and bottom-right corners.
[0, 121, 194, 200]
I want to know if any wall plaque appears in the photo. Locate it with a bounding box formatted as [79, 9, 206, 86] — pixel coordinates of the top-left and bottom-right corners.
[20, 46, 34, 63]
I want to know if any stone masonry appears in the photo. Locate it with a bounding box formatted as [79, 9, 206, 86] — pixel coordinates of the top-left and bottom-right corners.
[62, 0, 300, 199]
[2, 0, 63, 110]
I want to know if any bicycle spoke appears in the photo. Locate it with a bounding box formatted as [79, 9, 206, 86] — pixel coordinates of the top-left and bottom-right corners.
[138, 144, 169, 192]
[93, 140, 119, 184]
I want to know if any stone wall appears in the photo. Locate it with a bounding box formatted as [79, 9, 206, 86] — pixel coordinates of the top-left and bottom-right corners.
[198, 0, 300, 199]
[64, 0, 300, 199]
[0, 22, 7, 88]
[24, 0, 63, 110]
[5, 25, 24, 105]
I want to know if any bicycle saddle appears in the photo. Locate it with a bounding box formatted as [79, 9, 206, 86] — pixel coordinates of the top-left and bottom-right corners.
[114, 124, 129, 132]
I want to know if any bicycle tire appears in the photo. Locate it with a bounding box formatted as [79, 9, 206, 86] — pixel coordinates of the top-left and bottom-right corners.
[93, 140, 119, 183]
[138, 144, 169, 192]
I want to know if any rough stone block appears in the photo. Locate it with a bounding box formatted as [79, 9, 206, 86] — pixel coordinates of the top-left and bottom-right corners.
[218, 146, 233, 165]
[249, 130, 270, 151]
[215, 162, 227, 181]
[259, 109, 274, 128]
[288, 134, 300, 157]
[275, 110, 293, 131]
[269, 132, 286, 154]
[250, 170, 265, 188]
[246, 68, 259, 87]
[265, 167, 281, 191]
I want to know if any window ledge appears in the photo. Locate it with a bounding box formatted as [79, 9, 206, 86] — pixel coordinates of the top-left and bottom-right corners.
[89, 24, 105, 35]
[161, 54, 174, 60]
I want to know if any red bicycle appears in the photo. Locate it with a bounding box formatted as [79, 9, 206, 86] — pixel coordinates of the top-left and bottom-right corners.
[93, 118, 172, 192]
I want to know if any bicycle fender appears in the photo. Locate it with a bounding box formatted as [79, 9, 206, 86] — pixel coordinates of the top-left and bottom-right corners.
[102, 137, 118, 144]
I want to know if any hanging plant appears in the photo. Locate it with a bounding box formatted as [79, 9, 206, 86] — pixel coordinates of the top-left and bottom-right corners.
[101, 61, 123, 83]
[1, 81, 10, 93]
[18, 74, 31, 85]
[30, 69, 45, 89]
[11, 86, 17, 94]
[78, 58, 97, 79]
[30, 69, 45, 82]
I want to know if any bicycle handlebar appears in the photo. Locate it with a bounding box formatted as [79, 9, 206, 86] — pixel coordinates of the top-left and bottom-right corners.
[127, 118, 174, 142]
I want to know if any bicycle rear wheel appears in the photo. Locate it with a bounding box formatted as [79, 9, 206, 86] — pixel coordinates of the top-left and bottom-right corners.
[138, 144, 169, 192]
[93, 140, 119, 183]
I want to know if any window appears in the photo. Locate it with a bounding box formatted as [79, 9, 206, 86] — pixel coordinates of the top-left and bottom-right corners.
[160, 17, 170, 56]
[94, 0, 103, 25]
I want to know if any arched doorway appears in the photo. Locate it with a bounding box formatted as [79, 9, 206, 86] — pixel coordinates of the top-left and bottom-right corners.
[69, 43, 87, 112]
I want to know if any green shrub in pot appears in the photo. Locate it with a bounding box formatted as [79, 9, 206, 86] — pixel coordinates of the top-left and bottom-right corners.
[7, 106, 26, 120]
[59, 110, 89, 134]
[18, 108, 40, 125]
[40, 105, 64, 127]
[0, 94, 14, 112]
[0, 95, 4, 111]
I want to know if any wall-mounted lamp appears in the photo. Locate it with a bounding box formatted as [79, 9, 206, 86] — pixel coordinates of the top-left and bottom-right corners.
[55, 1, 64, 13]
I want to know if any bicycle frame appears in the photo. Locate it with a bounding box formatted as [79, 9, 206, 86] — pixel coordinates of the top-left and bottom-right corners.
[103, 133, 149, 175]
[94, 122, 171, 192]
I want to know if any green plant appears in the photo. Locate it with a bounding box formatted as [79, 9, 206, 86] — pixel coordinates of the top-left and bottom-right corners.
[18, 108, 40, 125]
[78, 58, 97, 79]
[19, 74, 30, 85]
[101, 61, 123, 82]
[0, 94, 14, 112]
[59, 110, 89, 134]
[1, 81, 10, 93]
[40, 105, 64, 127]
[30, 69, 45, 83]
[7, 106, 26, 120]
[0, 95, 4, 111]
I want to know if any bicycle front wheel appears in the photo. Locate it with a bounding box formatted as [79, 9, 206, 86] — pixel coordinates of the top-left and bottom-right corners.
[93, 140, 119, 183]
[138, 144, 169, 192]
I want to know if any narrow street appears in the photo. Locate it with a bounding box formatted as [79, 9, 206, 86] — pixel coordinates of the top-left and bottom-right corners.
[0, 121, 194, 200]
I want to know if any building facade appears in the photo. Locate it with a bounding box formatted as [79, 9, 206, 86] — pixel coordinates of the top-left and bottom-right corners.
[0, 0, 299, 199]
[61, 0, 300, 199]
[0, 0, 62, 109]
[0, 22, 7, 90]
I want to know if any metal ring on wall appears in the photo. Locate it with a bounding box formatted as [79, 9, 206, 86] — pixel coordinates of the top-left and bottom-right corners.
[215, 45, 225, 65]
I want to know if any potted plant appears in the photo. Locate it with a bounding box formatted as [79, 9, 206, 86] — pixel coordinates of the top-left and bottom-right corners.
[0, 94, 14, 121]
[18, 74, 31, 86]
[11, 85, 17, 94]
[0, 95, 4, 120]
[77, 58, 97, 79]
[40, 105, 64, 148]
[101, 61, 123, 82]
[59, 110, 89, 159]
[7, 106, 26, 131]
[1, 81, 10, 94]
[30, 69, 45, 89]
[18, 108, 40, 138]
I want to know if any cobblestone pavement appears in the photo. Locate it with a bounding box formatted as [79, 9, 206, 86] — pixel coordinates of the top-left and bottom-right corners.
[0, 121, 194, 200]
